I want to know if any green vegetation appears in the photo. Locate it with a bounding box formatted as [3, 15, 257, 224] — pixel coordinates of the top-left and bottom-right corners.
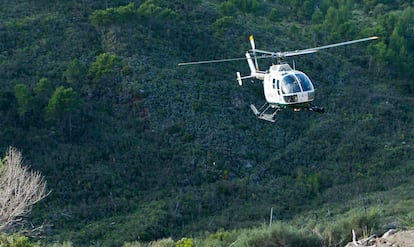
[0, 0, 413, 246]
[0, 234, 39, 247]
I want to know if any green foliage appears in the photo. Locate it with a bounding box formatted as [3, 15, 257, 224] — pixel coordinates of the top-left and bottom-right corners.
[121, 65, 133, 77]
[296, 1, 313, 21]
[241, 224, 322, 247]
[46, 241, 73, 247]
[63, 59, 87, 86]
[311, 8, 324, 24]
[34, 77, 55, 109]
[219, 1, 237, 16]
[45, 86, 80, 121]
[151, 238, 175, 247]
[189, 223, 321, 247]
[220, 0, 260, 14]
[122, 238, 175, 247]
[210, 16, 234, 36]
[322, 5, 355, 40]
[14, 84, 30, 117]
[366, 7, 414, 89]
[88, 52, 122, 84]
[1, 0, 414, 247]
[175, 238, 194, 247]
[318, 209, 381, 246]
[90, 3, 139, 27]
[207, 230, 233, 242]
[137, 0, 177, 20]
[0, 234, 39, 247]
[34, 78, 54, 99]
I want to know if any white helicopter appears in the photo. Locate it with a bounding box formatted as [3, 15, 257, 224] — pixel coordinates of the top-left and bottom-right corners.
[179, 35, 378, 122]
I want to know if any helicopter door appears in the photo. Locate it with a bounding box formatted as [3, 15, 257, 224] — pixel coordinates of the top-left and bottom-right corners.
[264, 76, 279, 103]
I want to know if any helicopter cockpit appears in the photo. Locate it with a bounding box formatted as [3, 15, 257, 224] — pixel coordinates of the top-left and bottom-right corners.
[280, 72, 314, 94]
[277, 71, 315, 104]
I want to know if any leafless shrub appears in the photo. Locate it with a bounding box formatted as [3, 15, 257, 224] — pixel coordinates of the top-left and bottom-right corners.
[0, 147, 49, 233]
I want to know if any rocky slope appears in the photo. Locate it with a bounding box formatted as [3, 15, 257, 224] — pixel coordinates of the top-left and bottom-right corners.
[345, 229, 414, 247]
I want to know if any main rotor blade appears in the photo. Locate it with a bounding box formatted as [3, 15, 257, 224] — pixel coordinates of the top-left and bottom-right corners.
[282, 49, 318, 57]
[178, 57, 247, 66]
[179, 36, 378, 66]
[178, 55, 272, 66]
[283, 36, 379, 57]
[250, 36, 378, 58]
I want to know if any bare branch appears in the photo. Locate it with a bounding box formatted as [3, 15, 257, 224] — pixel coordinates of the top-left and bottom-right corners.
[0, 147, 49, 233]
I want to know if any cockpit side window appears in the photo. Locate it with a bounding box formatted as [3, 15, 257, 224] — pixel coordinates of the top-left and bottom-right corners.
[296, 73, 313, 91]
[281, 75, 301, 94]
[277, 80, 280, 95]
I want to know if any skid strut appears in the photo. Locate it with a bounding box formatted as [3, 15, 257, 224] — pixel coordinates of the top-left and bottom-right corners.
[250, 103, 282, 122]
[250, 103, 325, 122]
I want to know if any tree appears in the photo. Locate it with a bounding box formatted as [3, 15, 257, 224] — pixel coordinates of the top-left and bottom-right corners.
[220, 1, 237, 16]
[14, 84, 30, 117]
[45, 86, 81, 132]
[297, 1, 313, 21]
[311, 8, 324, 24]
[137, 0, 177, 21]
[63, 59, 87, 87]
[88, 53, 121, 85]
[34, 78, 54, 112]
[34, 78, 53, 99]
[0, 147, 49, 233]
[322, 5, 354, 41]
[371, 7, 414, 83]
[90, 2, 139, 28]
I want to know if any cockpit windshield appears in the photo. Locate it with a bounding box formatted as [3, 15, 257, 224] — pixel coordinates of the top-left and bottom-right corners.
[296, 73, 313, 91]
[280, 73, 313, 94]
[281, 75, 301, 94]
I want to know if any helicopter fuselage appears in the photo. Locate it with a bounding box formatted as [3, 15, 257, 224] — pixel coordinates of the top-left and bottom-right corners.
[262, 64, 315, 108]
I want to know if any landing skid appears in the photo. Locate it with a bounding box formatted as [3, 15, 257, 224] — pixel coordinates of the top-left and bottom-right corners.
[250, 103, 282, 122]
[250, 103, 325, 122]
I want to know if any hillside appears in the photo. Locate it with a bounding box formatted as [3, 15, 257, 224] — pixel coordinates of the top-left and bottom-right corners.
[0, 0, 414, 246]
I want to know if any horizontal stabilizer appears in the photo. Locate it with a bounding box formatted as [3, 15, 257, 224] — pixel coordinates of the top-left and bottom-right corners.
[237, 73, 256, 86]
[237, 72, 242, 86]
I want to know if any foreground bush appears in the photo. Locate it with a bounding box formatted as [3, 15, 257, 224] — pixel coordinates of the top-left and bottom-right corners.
[234, 224, 322, 247]
[0, 234, 39, 247]
[122, 222, 322, 247]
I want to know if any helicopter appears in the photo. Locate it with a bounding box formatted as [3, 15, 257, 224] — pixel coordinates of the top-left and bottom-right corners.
[178, 35, 378, 122]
